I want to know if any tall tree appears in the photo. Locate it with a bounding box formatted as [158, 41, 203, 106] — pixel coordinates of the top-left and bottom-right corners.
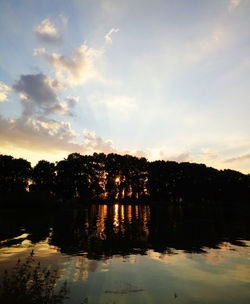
[31, 160, 55, 195]
[0, 155, 31, 194]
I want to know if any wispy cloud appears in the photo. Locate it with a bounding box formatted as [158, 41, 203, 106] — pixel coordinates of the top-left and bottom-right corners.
[149, 149, 191, 163]
[0, 81, 11, 102]
[105, 28, 119, 44]
[228, 0, 241, 12]
[88, 94, 136, 114]
[33, 48, 46, 56]
[225, 152, 250, 163]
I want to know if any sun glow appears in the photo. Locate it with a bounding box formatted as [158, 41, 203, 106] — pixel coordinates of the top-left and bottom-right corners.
[113, 203, 119, 231]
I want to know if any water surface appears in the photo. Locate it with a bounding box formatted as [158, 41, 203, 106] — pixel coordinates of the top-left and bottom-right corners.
[0, 204, 249, 303]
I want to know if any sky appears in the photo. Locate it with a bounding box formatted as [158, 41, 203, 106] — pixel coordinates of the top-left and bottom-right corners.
[0, 0, 250, 173]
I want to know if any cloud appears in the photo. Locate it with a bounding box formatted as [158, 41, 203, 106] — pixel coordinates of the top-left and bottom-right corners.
[171, 152, 191, 163]
[0, 115, 118, 156]
[148, 147, 250, 173]
[34, 16, 67, 44]
[195, 149, 221, 164]
[35, 43, 103, 86]
[160, 151, 191, 163]
[88, 94, 136, 113]
[0, 115, 75, 153]
[105, 28, 119, 44]
[225, 152, 250, 163]
[65, 96, 79, 108]
[82, 129, 116, 154]
[146, 147, 191, 163]
[228, 0, 241, 11]
[1, 108, 249, 172]
[0, 81, 11, 102]
[33, 48, 46, 56]
[12, 73, 75, 117]
[34, 26, 119, 87]
[0, 114, 148, 162]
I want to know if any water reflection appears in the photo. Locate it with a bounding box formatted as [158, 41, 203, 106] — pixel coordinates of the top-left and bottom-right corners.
[0, 204, 249, 259]
[0, 204, 250, 304]
[113, 203, 119, 233]
[96, 205, 107, 240]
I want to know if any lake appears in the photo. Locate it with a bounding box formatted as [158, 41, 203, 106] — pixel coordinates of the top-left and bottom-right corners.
[0, 203, 250, 304]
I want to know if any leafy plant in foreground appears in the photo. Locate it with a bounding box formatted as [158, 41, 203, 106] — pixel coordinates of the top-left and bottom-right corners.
[0, 251, 68, 304]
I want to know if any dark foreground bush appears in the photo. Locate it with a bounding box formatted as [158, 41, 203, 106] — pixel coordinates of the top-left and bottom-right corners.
[0, 251, 68, 304]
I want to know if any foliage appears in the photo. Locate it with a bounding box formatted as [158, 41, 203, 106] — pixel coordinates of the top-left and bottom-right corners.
[0, 155, 31, 194]
[0, 251, 68, 304]
[31, 160, 55, 194]
[0, 152, 250, 204]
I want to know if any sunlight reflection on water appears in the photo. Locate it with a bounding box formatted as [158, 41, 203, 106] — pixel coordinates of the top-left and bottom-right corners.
[0, 204, 250, 304]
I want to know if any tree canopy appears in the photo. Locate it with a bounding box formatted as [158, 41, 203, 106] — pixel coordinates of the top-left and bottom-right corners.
[0, 153, 250, 204]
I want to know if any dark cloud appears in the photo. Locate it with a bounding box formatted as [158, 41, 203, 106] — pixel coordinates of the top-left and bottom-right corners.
[1, 71, 119, 157]
[35, 32, 62, 44]
[13, 73, 71, 117]
[65, 96, 79, 108]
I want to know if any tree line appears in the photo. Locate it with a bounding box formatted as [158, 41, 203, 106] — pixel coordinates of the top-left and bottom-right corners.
[0, 153, 250, 204]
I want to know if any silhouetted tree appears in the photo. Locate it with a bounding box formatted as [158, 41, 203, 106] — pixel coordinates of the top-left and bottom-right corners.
[0, 153, 250, 205]
[31, 160, 55, 195]
[0, 155, 31, 194]
[55, 153, 104, 200]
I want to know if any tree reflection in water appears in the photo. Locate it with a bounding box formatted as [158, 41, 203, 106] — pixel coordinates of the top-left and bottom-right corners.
[0, 203, 249, 304]
[0, 204, 249, 260]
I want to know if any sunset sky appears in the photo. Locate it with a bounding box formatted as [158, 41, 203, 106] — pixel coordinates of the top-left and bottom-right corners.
[0, 0, 250, 173]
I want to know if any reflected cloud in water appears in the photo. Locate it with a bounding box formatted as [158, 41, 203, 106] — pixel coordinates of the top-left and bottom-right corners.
[0, 204, 250, 303]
